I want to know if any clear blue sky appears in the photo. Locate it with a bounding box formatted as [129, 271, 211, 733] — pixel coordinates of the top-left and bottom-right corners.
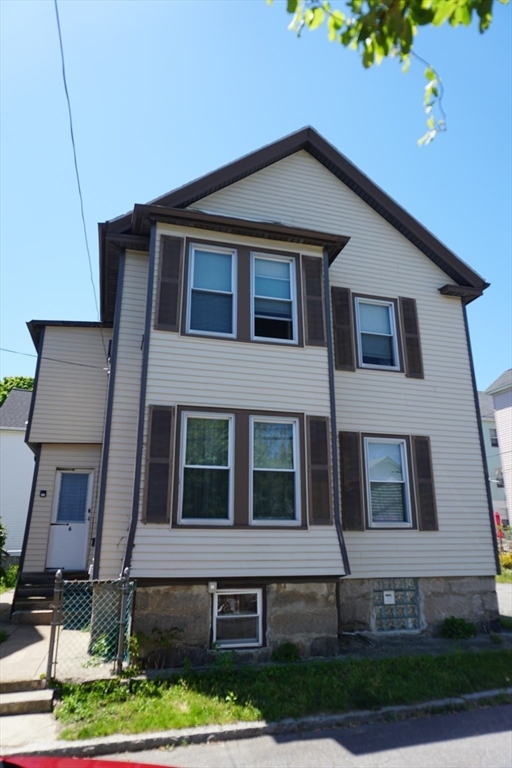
[1, 0, 510, 391]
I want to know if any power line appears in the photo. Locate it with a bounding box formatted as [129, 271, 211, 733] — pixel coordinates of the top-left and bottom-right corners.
[0, 347, 108, 371]
[53, 0, 108, 362]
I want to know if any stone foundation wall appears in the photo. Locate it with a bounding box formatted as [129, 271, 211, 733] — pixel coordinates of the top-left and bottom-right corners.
[338, 576, 499, 633]
[133, 581, 338, 664]
[266, 582, 338, 657]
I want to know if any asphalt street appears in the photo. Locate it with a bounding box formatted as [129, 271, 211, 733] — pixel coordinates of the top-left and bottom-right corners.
[108, 703, 512, 768]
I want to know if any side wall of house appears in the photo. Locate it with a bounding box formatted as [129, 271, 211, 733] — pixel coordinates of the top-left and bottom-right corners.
[188, 150, 496, 579]
[98, 251, 148, 579]
[28, 327, 110, 444]
[0, 430, 34, 554]
[22, 444, 102, 572]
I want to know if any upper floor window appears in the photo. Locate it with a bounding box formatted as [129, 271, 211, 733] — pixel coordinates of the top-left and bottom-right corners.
[496, 468, 504, 488]
[364, 437, 412, 527]
[179, 413, 234, 525]
[490, 428, 499, 448]
[251, 417, 300, 525]
[252, 255, 297, 343]
[187, 245, 236, 337]
[355, 298, 400, 370]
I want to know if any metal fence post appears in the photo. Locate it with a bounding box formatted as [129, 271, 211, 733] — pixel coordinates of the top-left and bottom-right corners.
[46, 569, 63, 682]
[115, 567, 130, 675]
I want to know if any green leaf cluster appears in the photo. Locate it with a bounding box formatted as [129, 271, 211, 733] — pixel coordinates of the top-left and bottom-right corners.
[0, 375, 34, 407]
[273, 0, 509, 143]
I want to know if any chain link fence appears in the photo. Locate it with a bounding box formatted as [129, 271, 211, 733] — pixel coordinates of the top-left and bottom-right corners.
[46, 569, 136, 681]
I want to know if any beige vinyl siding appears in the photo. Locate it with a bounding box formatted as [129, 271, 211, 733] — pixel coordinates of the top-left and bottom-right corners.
[131, 529, 344, 578]
[127, 226, 346, 579]
[98, 251, 148, 579]
[23, 444, 101, 572]
[29, 327, 109, 444]
[188, 151, 496, 578]
[494, 405, 512, 516]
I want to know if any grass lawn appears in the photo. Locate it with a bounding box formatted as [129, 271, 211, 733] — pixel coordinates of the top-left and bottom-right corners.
[496, 572, 512, 584]
[56, 649, 512, 740]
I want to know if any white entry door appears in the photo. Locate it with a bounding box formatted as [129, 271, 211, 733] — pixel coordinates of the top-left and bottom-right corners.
[46, 470, 93, 571]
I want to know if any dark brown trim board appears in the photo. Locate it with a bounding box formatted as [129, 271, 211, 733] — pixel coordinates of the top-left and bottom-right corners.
[93, 254, 126, 579]
[101, 127, 488, 324]
[462, 303, 500, 573]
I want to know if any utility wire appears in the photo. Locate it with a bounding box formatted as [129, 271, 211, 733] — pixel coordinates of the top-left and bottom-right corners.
[1, 347, 108, 371]
[53, 0, 108, 362]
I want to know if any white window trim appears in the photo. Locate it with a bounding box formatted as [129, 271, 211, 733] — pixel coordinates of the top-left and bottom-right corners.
[51, 469, 94, 524]
[186, 243, 237, 338]
[213, 588, 263, 648]
[355, 297, 400, 371]
[178, 412, 234, 526]
[364, 437, 412, 529]
[250, 252, 298, 345]
[249, 416, 301, 527]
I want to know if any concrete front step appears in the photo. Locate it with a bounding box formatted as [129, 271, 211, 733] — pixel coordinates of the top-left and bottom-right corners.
[0, 680, 47, 695]
[0, 690, 54, 716]
[11, 610, 52, 626]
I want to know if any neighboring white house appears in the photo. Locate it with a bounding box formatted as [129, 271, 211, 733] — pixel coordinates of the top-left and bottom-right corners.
[486, 370, 512, 526]
[0, 388, 34, 556]
[479, 391, 508, 525]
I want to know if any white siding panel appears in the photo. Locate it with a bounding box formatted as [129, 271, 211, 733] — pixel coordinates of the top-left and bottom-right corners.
[23, 444, 102, 572]
[130, 529, 344, 578]
[188, 151, 496, 578]
[29, 327, 109, 444]
[0, 430, 35, 553]
[99, 252, 148, 579]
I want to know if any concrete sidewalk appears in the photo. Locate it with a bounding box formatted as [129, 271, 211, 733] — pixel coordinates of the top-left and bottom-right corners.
[0, 590, 50, 686]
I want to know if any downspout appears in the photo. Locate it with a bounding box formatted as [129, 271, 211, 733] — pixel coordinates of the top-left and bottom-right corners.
[123, 225, 157, 574]
[92, 253, 126, 579]
[323, 248, 351, 576]
[462, 303, 500, 573]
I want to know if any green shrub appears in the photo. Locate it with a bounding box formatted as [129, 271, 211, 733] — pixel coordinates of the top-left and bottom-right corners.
[271, 642, 300, 663]
[439, 616, 478, 639]
[499, 552, 512, 571]
[0, 564, 18, 594]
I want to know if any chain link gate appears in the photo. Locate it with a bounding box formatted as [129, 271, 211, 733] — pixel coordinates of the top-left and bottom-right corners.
[46, 569, 136, 680]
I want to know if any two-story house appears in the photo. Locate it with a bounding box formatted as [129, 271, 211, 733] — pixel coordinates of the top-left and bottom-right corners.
[15, 128, 499, 653]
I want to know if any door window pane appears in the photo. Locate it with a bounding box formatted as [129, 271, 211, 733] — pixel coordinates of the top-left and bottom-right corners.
[57, 474, 89, 523]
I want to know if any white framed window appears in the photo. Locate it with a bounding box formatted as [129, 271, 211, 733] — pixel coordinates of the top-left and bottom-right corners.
[187, 244, 237, 337]
[213, 589, 263, 648]
[355, 298, 400, 370]
[178, 413, 234, 525]
[251, 253, 297, 344]
[250, 417, 300, 525]
[364, 438, 412, 527]
[490, 428, 499, 448]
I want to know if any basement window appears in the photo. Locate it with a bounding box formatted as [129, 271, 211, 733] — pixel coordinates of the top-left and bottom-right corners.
[213, 589, 262, 648]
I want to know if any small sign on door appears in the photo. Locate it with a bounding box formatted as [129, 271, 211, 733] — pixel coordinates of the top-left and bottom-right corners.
[383, 590, 395, 605]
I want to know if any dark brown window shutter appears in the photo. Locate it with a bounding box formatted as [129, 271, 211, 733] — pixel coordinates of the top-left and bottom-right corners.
[143, 406, 174, 524]
[302, 257, 326, 346]
[412, 436, 438, 531]
[399, 297, 424, 379]
[155, 236, 183, 331]
[331, 287, 355, 371]
[307, 417, 332, 524]
[339, 431, 364, 530]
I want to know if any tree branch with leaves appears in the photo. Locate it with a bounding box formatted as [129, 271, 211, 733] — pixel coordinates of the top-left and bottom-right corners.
[271, 0, 508, 144]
